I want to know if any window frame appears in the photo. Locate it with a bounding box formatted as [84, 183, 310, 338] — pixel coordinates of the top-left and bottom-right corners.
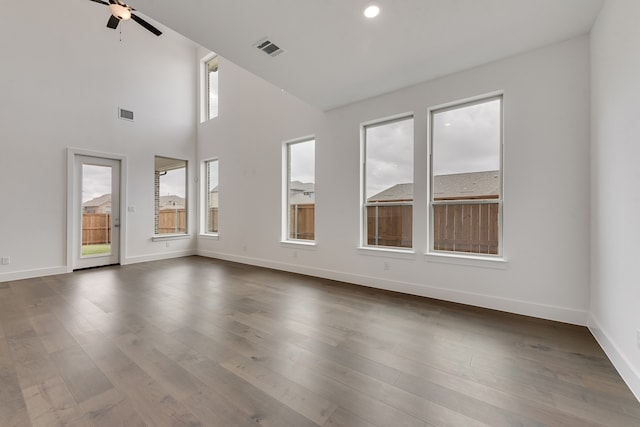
[282, 137, 316, 245]
[428, 93, 504, 258]
[202, 54, 219, 122]
[201, 158, 219, 237]
[361, 114, 415, 251]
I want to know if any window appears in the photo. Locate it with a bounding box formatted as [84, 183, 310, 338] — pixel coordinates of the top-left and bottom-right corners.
[154, 156, 187, 235]
[285, 139, 315, 242]
[205, 55, 219, 120]
[363, 116, 414, 249]
[430, 96, 502, 255]
[204, 159, 219, 234]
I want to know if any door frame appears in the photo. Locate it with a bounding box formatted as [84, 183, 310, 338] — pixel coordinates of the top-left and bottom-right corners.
[66, 148, 127, 272]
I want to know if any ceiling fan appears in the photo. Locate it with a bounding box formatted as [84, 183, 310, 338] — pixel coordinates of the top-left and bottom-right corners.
[88, 0, 162, 36]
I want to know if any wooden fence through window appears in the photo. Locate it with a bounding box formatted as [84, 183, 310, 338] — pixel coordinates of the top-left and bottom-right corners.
[157, 208, 186, 234]
[363, 201, 498, 253]
[83, 202, 498, 253]
[207, 207, 219, 233]
[82, 209, 188, 244]
[366, 204, 412, 248]
[290, 204, 314, 240]
[82, 213, 111, 245]
[432, 202, 499, 254]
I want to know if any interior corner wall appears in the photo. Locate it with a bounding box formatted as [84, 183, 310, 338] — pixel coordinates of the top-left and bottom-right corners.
[589, 0, 640, 400]
[197, 36, 591, 326]
[0, 2, 198, 282]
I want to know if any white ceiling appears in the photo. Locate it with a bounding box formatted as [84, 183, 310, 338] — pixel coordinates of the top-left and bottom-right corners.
[132, 0, 603, 110]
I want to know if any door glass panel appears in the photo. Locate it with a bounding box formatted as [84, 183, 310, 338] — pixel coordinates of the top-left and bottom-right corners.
[81, 164, 112, 256]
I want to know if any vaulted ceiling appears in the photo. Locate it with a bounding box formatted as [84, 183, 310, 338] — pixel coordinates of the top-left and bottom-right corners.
[132, 0, 603, 110]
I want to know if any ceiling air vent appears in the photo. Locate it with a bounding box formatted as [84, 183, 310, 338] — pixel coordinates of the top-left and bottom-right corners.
[255, 38, 285, 57]
[119, 108, 134, 121]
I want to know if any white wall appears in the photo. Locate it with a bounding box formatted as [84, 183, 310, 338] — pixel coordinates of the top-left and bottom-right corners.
[0, 1, 198, 281]
[198, 36, 591, 325]
[590, 0, 640, 400]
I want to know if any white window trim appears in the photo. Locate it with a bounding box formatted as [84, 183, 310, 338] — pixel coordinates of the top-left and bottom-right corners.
[282, 136, 316, 244]
[152, 234, 191, 242]
[280, 240, 316, 249]
[423, 251, 507, 269]
[427, 92, 505, 261]
[360, 113, 415, 252]
[200, 157, 220, 237]
[154, 156, 189, 237]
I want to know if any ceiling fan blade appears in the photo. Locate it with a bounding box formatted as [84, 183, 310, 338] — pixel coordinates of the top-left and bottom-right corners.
[88, 0, 109, 5]
[106, 15, 120, 29]
[131, 13, 162, 36]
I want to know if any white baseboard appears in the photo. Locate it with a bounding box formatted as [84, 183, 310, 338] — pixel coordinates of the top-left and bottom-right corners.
[0, 266, 69, 283]
[589, 314, 640, 402]
[123, 249, 197, 265]
[196, 249, 587, 326]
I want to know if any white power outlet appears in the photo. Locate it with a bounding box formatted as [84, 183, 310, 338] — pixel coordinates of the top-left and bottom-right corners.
[384, 261, 390, 271]
[1, 257, 10, 265]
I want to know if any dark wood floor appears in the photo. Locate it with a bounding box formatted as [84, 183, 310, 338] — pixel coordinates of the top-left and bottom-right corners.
[1, 256, 639, 426]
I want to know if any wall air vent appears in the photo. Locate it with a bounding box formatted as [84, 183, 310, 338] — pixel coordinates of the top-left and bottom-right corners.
[255, 38, 285, 57]
[119, 108, 134, 121]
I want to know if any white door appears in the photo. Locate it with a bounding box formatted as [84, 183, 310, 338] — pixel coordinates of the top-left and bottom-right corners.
[73, 155, 121, 269]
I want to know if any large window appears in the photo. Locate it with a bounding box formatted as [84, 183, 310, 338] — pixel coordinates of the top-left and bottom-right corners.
[154, 156, 187, 235]
[204, 159, 219, 234]
[205, 55, 219, 120]
[363, 116, 414, 249]
[285, 139, 315, 242]
[430, 96, 502, 255]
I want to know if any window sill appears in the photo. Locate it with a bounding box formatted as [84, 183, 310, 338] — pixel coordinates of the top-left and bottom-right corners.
[423, 251, 507, 269]
[280, 240, 316, 249]
[199, 233, 220, 241]
[358, 246, 416, 259]
[152, 234, 191, 242]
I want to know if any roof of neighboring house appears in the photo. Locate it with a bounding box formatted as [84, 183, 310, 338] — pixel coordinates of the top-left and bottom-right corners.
[367, 183, 413, 202]
[82, 194, 111, 207]
[434, 170, 500, 200]
[159, 195, 185, 209]
[290, 181, 314, 193]
[208, 190, 218, 208]
[289, 192, 315, 205]
[367, 170, 500, 202]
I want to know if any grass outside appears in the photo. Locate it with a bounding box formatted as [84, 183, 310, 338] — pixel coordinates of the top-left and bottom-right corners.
[82, 243, 111, 256]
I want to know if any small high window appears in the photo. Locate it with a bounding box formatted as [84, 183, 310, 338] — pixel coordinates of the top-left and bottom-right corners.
[363, 116, 414, 249]
[430, 96, 502, 255]
[205, 55, 219, 120]
[154, 156, 187, 235]
[285, 139, 315, 242]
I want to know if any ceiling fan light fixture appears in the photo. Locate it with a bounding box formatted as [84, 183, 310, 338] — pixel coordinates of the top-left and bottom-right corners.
[109, 3, 131, 20]
[363, 2, 381, 19]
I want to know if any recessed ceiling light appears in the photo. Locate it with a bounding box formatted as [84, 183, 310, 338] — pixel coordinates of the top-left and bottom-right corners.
[363, 3, 380, 19]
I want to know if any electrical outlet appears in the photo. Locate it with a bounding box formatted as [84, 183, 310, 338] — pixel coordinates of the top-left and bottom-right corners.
[384, 261, 390, 271]
[165, 241, 170, 248]
[1, 257, 10, 265]
[293, 251, 298, 258]
[636, 330, 640, 350]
